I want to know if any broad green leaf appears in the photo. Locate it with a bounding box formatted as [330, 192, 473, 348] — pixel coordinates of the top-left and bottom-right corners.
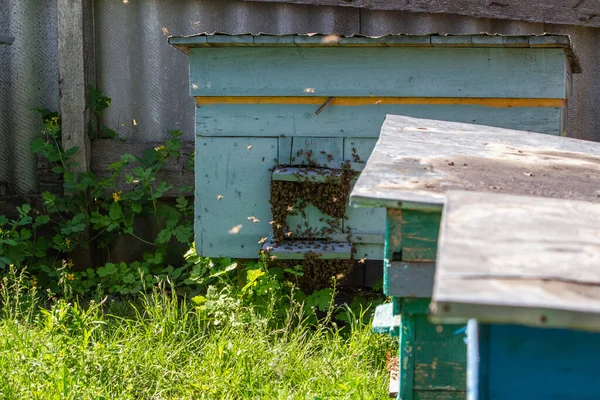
[109, 202, 122, 220]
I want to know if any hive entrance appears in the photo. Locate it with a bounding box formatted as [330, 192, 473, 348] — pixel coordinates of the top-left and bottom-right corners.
[267, 154, 360, 290]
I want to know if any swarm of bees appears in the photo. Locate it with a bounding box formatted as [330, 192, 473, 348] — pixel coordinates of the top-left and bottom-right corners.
[266, 149, 361, 290]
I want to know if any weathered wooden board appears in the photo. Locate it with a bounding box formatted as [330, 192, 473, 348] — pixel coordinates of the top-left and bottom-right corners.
[241, 0, 600, 28]
[195, 138, 277, 258]
[398, 314, 467, 399]
[413, 316, 467, 392]
[432, 190, 600, 331]
[385, 262, 435, 297]
[189, 47, 567, 98]
[351, 115, 600, 210]
[262, 240, 352, 259]
[197, 104, 562, 138]
[343, 138, 388, 242]
[472, 323, 600, 399]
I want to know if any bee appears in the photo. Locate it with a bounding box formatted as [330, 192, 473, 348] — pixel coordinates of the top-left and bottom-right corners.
[286, 231, 293, 237]
[261, 157, 265, 162]
[287, 206, 294, 211]
[247, 145, 253, 150]
[228, 224, 243, 234]
[269, 220, 276, 225]
[358, 257, 367, 264]
[217, 195, 223, 200]
[248, 216, 260, 223]
[258, 237, 268, 244]
[270, 255, 277, 261]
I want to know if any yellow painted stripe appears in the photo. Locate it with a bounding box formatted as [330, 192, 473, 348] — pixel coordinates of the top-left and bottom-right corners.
[195, 96, 565, 108]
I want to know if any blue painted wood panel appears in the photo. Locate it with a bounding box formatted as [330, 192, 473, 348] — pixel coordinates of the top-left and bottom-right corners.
[189, 47, 567, 98]
[472, 323, 600, 399]
[196, 104, 562, 137]
[195, 137, 277, 258]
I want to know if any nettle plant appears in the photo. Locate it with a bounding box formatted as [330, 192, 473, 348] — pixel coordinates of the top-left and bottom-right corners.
[0, 97, 198, 296]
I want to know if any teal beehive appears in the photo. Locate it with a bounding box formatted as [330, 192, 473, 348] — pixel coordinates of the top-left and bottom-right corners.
[350, 114, 597, 399]
[432, 190, 600, 400]
[169, 33, 578, 269]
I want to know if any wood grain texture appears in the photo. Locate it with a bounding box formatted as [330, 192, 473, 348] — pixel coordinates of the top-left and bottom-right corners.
[413, 392, 465, 400]
[385, 262, 435, 297]
[413, 316, 467, 391]
[350, 115, 600, 209]
[58, 0, 92, 173]
[195, 138, 277, 258]
[240, 0, 600, 28]
[91, 140, 194, 197]
[476, 323, 600, 399]
[343, 138, 387, 244]
[432, 190, 600, 331]
[401, 209, 441, 262]
[261, 240, 352, 259]
[189, 47, 567, 98]
[197, 104, 562, 138]
[399, 314, 416, 400]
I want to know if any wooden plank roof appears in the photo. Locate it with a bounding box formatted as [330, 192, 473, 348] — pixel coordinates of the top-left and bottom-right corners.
[241, 0, 600, 28]
[431, 190, 600, 332]
[350, 115, 600, 210]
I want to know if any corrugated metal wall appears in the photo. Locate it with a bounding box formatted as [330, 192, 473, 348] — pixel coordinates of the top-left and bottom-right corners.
[0, 0, 59, 195]
[1, 0, 599, 194]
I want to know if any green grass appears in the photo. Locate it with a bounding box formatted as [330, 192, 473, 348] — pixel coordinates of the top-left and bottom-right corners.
[0, 277, 395, 399]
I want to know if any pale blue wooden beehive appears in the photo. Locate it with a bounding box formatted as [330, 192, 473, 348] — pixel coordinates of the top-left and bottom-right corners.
[168, 33, 579, 266]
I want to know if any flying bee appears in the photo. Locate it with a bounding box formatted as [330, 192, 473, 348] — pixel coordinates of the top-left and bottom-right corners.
[258, 237, 268, 244]
[358, 257, 367, 264]
[247, 145, 253, 150]
[248, 216, 260, 223]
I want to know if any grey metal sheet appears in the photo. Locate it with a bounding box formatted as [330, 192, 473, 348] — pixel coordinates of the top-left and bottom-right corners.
[94, 0, 359, 142]
[0, 0, 59, 195]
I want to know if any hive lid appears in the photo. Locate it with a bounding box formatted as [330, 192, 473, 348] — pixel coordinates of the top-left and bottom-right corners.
[167, 33, 581, 73]
[350, 115, 600, 210]
[431, 190, 600, 332]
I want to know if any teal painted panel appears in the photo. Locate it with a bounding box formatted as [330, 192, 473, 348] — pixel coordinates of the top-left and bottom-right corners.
[189, 47, 566, 98]
[196, 104, 561, 137]
[477, 323, 600, 399]
[343, 138, 386, 251]
[195, 137, 277, 258]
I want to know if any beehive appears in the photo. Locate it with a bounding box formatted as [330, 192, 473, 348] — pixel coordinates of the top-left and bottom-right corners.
[168, 33, 578, 270]
[432, 191, 600, 399]
[350, 112, 598, 399]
